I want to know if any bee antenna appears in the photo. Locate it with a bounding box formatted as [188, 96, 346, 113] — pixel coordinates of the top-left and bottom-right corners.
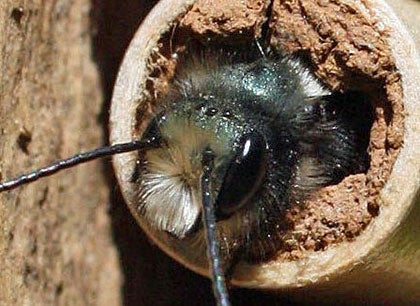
[254, 38, 267, 59]
[201, 148, 231, 306]
[0, 137, 160, 192]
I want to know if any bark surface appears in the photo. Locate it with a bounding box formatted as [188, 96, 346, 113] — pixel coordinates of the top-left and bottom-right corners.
[0, 1, 121, 305]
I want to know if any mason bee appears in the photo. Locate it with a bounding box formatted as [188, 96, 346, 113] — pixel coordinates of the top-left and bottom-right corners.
[0, 44, 372, 305]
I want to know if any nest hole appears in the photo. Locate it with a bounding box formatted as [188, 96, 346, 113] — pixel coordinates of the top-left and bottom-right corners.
[133, 0, 404, 261]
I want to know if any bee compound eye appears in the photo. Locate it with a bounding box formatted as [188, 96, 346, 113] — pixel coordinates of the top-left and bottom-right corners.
[216, 131, 268, 218]
[140, 111, 167, 146]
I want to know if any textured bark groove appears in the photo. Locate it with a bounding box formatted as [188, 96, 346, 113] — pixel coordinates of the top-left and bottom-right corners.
[0, 1, 121, 305]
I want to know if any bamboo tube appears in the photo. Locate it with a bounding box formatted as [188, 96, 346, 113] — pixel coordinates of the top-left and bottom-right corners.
[110, 0, 419, 303]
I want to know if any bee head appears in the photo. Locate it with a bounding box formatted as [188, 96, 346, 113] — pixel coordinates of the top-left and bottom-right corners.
[133, 51, 372, 261]
[135, 89, 271, 240]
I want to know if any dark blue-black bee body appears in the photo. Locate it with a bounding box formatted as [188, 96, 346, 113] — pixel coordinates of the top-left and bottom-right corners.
[134, 50, 373, 261]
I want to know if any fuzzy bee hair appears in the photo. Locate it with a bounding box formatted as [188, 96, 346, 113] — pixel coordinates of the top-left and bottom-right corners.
[134, 49, 372, 261]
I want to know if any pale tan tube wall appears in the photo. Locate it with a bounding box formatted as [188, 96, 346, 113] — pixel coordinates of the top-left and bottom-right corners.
[110, 0, 420, 304]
